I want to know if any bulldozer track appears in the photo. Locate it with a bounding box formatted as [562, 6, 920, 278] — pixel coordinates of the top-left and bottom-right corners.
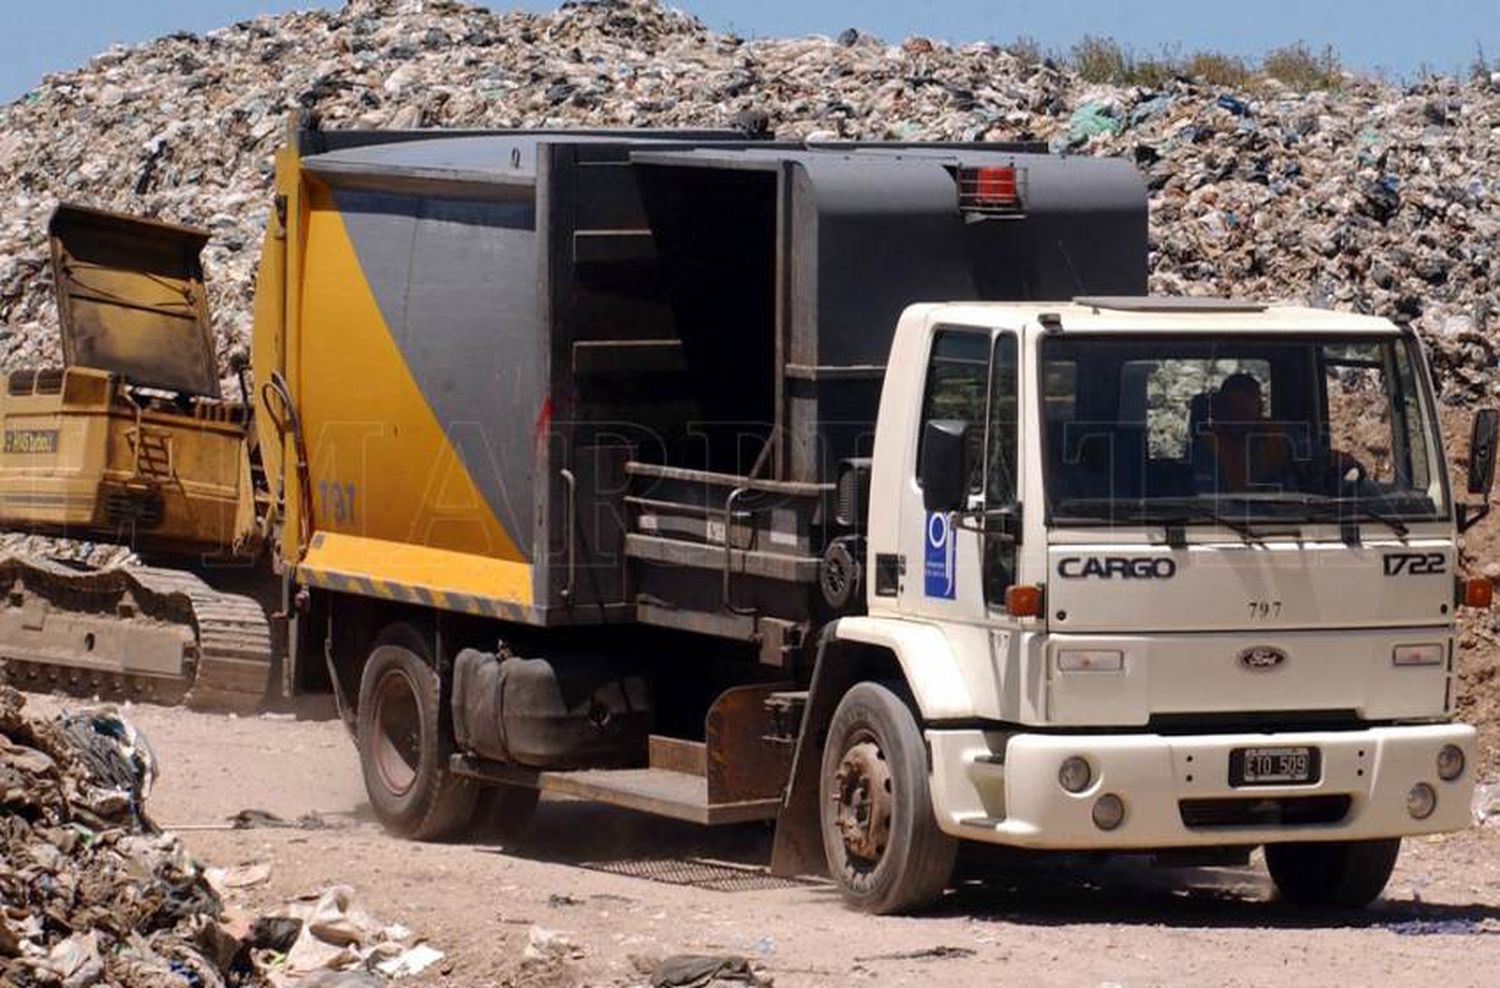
[0, 555, 273, 713]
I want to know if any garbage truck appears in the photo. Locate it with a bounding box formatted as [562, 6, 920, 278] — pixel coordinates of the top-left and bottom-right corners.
[0, 119, 1489, 913]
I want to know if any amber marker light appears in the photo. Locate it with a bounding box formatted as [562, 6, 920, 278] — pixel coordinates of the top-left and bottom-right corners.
[1005, 584, 1042, 618]
[1462, 577, 1493, 609]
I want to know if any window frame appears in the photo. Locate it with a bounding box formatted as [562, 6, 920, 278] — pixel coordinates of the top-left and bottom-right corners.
[1037, 331, 1452, 527]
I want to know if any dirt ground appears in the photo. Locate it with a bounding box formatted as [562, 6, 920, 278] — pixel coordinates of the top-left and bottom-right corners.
[20, 692, 1500, 988]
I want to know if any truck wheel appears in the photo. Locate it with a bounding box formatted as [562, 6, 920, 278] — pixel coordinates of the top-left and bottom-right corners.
[472, 784, 541, 841]
[1265, 838, 1401, 908]
[356, 628, 477, 840]
[819, 682, 957, 914]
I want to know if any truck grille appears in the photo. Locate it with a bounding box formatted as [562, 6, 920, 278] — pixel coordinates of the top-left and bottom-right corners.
[1179, 795, 1351, 829]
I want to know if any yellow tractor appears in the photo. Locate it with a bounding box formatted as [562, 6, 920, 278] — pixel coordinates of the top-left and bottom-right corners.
[0, 204, 274, 710]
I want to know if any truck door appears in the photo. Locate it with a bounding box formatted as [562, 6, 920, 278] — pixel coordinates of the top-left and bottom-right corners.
[898, 326, 1021, 624]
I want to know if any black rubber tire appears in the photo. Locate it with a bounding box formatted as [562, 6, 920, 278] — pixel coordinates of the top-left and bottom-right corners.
[356, 625, 477, 840]
[1265, 838, 1401, 908]
[819, 681, 957, 914]
[471, 783, 541, 841]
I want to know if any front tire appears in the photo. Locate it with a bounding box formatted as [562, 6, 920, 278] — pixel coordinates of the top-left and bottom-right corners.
[1265, 838, 1401, 908]
[819, 682, 957, 914]
[356, 626, 477, 840]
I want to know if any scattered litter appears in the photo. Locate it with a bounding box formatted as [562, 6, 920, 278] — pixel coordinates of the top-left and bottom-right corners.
[249, 915, 304, 954]
[524, 925, 580, 962]
[854, 945, 978, 961]
[231, 808, 293, 829]
[1384, 918, 1489, 936]
[255, 884, 435, 984]
[221, 808, 336, 831]
[374, 943, 445, 978]
[650, 953, 772, 987]
[207, 860, 274, 892]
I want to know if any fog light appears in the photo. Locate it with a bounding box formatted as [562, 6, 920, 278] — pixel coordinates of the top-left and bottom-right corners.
[1407, 782, 1437, 820]
[1437, 745, 1465, 782]
[1092, 793, 1125, 830]
[1058, 756, 1092, 794]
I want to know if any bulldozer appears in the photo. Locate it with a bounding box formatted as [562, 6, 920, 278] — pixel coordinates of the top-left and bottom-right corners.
[0, 204, 275, 711]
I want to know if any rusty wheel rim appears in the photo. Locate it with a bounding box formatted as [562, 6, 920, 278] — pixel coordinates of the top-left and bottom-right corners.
[372, 667, 421, 797]
[831, 733, 892, 866]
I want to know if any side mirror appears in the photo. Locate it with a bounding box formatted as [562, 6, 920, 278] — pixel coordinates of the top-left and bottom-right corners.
[1468, 408, 1498, 496]
[921, 419, 971, 513]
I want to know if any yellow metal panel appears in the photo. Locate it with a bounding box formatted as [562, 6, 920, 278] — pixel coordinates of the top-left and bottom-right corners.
[298, 531, 533, 611]
[0, 366, 253, 554]
[250, 146, 292, 541]
[294, 183, 526, 565]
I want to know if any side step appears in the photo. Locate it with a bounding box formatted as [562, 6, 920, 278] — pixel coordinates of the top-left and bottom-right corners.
[451, 682, 796, 827]
[451, 755, 780, 826]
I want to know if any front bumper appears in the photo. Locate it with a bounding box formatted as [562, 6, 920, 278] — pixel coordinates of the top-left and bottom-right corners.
[927, 723, 1476, 849]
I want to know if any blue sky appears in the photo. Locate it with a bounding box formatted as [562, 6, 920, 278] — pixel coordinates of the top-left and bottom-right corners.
[3, 1, 1496, 102]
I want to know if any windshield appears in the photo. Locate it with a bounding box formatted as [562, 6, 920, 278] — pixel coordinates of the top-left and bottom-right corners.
[1041, 334, 1448, 525]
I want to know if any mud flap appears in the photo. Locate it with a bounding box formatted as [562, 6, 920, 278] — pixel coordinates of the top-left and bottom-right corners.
[769, 626, 865, 878]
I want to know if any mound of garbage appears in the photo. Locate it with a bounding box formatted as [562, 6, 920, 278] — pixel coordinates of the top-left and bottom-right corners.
[0, 689, 442, 987]
[0, 685, 236, 986]
[0, 0, 1497, 400]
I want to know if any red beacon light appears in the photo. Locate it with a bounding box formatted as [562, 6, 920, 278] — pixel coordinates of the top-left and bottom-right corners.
[957, 165, 1025, 215]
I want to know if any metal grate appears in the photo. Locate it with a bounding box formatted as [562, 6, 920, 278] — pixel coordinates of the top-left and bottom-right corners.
[576, 856, 816, 893]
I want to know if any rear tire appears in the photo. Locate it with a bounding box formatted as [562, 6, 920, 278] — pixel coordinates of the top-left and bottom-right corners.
[1265, 838, 1401, 908]
[819, 682, 957, 914]
[356, 625, 477, 840]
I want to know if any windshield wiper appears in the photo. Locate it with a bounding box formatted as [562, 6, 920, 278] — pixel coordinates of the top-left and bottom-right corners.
[1138, 497, 1261, 543]
[1293, 496, 1409, 538]
[1055, 497, 1260, 542]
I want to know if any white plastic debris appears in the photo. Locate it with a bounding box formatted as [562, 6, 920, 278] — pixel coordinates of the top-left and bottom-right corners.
[375, 943, 445, 978]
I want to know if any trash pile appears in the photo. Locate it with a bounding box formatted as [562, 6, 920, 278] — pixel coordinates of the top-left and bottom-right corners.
[0, 687, 440, 986]
[0, 0, 1498, 398]
[246, 885, 445, 986]
[0, 685, 234, 985]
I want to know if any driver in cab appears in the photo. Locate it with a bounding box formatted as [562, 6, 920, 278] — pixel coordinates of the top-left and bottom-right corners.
[1192, 373, 1369, 495]
[1192, 373, 1297, 493]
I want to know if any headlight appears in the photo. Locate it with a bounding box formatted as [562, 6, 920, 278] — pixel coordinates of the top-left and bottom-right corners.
[1407, 782, 1437, 820]
[1393, 644, 1443, 666]
[1058, 756, 1092, 793]
[1437, 745, 1465, 782]
[1057, 649, 1124, 673]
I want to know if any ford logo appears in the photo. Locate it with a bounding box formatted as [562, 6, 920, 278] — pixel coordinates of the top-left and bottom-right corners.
[1239, 646, 1287, 670]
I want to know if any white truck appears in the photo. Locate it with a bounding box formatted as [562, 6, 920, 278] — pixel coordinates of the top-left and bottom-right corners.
[779, 296, 1491, 912]
[55, 129, 1482, 917]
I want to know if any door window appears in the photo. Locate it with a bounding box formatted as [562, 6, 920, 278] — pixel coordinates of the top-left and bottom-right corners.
[985, 334, 1019, 604]
[916, 330, 990, 494]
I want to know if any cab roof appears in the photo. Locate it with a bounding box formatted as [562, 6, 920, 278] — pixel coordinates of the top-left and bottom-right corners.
[927, 297, 1402, 336]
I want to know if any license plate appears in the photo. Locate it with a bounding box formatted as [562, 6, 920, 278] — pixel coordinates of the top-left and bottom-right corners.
[3, 429, 57, 454]
[1230, 746, 1320, 786]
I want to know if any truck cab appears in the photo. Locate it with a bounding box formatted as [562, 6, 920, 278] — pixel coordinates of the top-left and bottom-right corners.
[804, 296, 1487, 912]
